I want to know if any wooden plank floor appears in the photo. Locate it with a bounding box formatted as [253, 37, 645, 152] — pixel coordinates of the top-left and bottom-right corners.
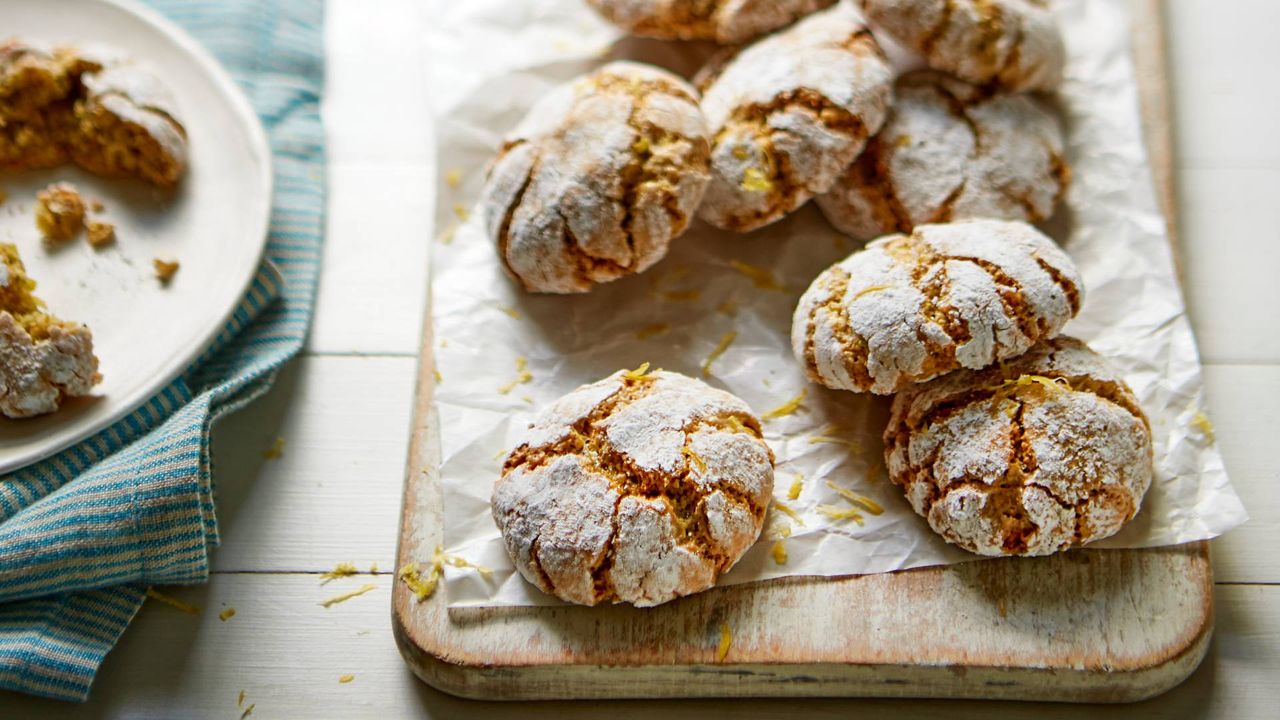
[0, 0, 1276, 715]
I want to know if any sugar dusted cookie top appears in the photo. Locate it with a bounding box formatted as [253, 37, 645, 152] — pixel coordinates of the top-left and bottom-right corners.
[863, 0, 1065, 92]
[586, 0, 837, 44]
[791, 219, 1081, 394]
[482, 61, 711, 294]
[817, 71, 1069, 240]
[492, 367, 774, 607]
[884, 336, 1153, 557]
[696, 3, 893, 232]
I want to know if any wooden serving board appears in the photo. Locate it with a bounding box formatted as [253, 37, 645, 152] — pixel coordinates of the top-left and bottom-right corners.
[393, 0, 1210, 703]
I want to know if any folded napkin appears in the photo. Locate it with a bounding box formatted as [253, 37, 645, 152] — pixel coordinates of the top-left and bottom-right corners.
[0, 0, 324, 701]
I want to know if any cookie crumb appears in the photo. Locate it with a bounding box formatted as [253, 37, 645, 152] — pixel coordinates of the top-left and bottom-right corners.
[86, 221, 115, 248]
[262, 436, 285, 459]
[154, 257, 180, 282]
[338, 674, 355, 684]
[35, 183, 86, 241]
[90, 199, 105, 212]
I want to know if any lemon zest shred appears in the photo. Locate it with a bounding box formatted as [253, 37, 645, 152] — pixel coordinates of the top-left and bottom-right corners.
[240, 704, 255, 719]
[787, 475, 804, 501]
[238, 690, 245, 708]
[319, 583, 377, 608]
[825, 480, 884, 515]
[453, 203, 469, 222]
[623, 362, 659, 381]
[895, 134, 912, 148]
[852, 284, 892, 300]
[445, 168, 462, 188]
[775, 522, 793, 539]
[400, 548, 492, 603]
[146, 588, 200, 616]
[662, 289, 701, 302]
[771, 540, 788, 565]
[218, 607, 236, 622]
[808, 433, 863, 452]
[369, 562, 378, 573]
[716, 623, 732, 662]
[262, 437, 285, 460]
[987, 374, 1072, 396]
[636, 323, 670, 340]
[716, 298, 738, 316]
[683, 445, 707, 473]
[320, 562, 360, 584]
[632, 136, 650, 154]
[339, 674, 355, 684]
[818, 504, 865, 525]
[741, 167, 772, 193]
[1192, 411, 1216, 443]
[702, 331, 738, 377]
[433, 368, 443, 383]
[438, 223, 457, 244]
[498, 356, 533, 394]
[731, 145, 750, 160]
[728, 260, 784, 291]
[498, 304, 521, 319]
[773, 501, 804, 525]
[761, 388, 807, 421]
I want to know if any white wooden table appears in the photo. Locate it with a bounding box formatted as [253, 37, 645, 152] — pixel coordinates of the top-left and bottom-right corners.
[1, 0, 1277, 716]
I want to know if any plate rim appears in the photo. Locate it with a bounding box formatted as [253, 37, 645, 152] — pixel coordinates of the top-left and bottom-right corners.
[0, 0, 275, 474]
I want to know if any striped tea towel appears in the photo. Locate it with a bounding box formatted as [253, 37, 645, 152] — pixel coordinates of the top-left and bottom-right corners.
[0, 0, 324, 702]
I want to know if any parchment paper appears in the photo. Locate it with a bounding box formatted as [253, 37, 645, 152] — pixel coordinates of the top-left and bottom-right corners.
[422, 0, 1248, 607]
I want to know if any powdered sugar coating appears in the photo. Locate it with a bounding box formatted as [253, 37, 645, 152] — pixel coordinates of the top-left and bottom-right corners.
[696, 3, 893, 232]
[0, 313, 99, 419]
[884, 336, 1153, 556]
[817, 71, 1068, 240]
[492, 369, 774, 606]
[482, 62, 711, 294]
[863, 0, 1065, 92]
[586, 0, 837, 44]
[791, 219, 1082, 394]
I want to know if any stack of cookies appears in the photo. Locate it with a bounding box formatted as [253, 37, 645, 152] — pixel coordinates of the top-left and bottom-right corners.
[479, 0, 1155, 606]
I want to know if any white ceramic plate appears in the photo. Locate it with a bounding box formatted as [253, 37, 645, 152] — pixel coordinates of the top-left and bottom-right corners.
[0, 0, 272, 473]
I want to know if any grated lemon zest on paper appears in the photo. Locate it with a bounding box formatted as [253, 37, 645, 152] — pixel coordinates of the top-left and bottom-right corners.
[716, 623, 733, 662]
[400, 547, 493, 603]
[218, 607, 236, 622]
[319, 583, 377, 608]
[445, 168, 463, 188]
[498, 356, 533, 394]
[818, 504, 865, 525]
[1192, 411, 1216, 444]
[787, 475, 804, 500]
[240, 704, 255, 720]
[716, 298, 738, 316]
[761, 388, 807, 421]
[771, 540, 788, 565]
[702, 331, 738, 377]
[728, 260, 783, 291]
[453, 203, 470, 222]
[808, 432, 862, 452]
[238, 690, 245, 708]
[438, 224, 457, 244]
[773, 501, 804, 525]
[662, 289, 701, 302]
[636, 323, 670, 340]
[339, 674, 355, 684]
[146, 588, 200, 615]
[825, 480, 884, 515]
[498, 304, 521, 319]
[433, 368, 443, 383]
[320, 562, 360, 584]
[262, 437, 285, 460]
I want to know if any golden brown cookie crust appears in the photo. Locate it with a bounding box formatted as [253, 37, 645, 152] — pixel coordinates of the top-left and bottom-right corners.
[883, 336, 1153, 556]
[492, 368, 775, 607]
[482, 61, 711, 294]
[817, 71, 1069, 240]
[586, 0, 838, 44]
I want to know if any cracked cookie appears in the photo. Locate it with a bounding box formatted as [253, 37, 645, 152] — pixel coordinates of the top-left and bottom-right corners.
[884, 336, 1153, 556]
[862, 0, 1065, 92]
[791, 219, 1081, 394]
[585, 0, 837, 44]
[0, 37, 188, 186]
[816, 71, 1068, 240]
[482, 61, 711, 294]
[0, 243, 101, 418]
[492, 367, 775, 606]
[696, 3, 893, 232]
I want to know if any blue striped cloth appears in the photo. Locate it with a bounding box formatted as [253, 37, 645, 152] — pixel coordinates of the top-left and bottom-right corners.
[0, 0, 324, 702]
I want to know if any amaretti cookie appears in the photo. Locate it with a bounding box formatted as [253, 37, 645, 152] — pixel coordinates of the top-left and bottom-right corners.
[0, 38, 188, 186]
[816, 71, 1068, 240]
[884, 336, 1153, 556]
[493, 366, 774, 607]
[0, 243, 101, 418]
[791, 219, 1081, 394]
[862, 0, 1065, 92]
[482, 62, 711, 294]
[585, 0, 837, 44]
[696, 3, 893, 232]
